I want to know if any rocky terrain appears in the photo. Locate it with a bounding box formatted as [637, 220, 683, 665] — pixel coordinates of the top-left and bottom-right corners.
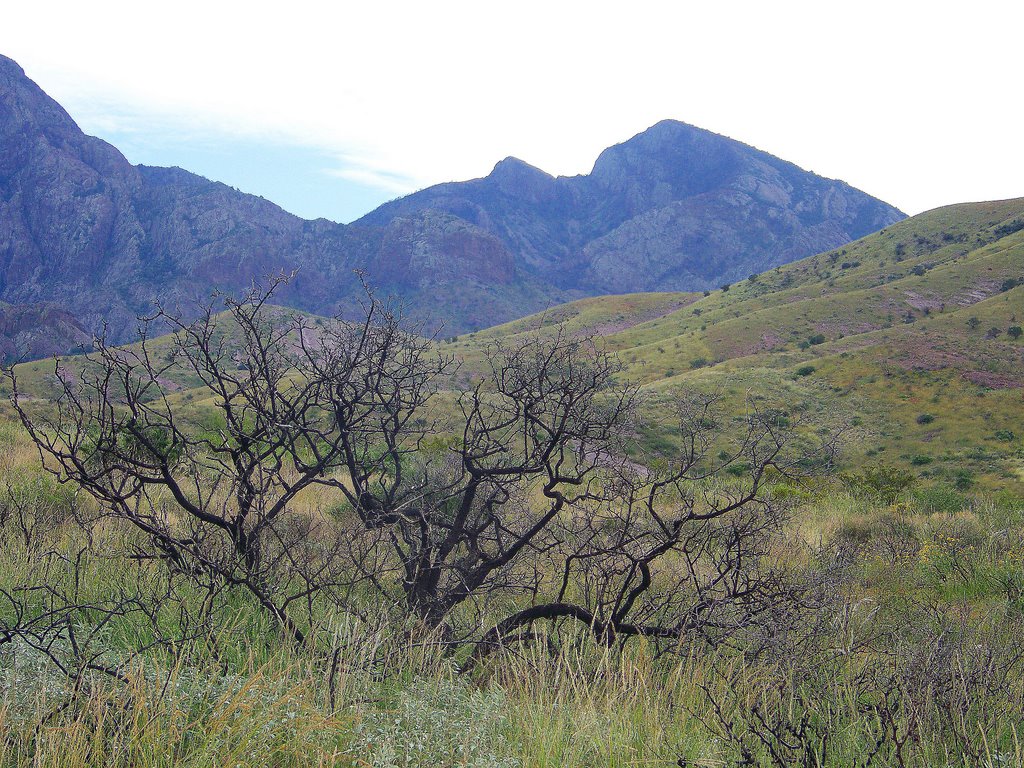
[0, 53, 904, 360]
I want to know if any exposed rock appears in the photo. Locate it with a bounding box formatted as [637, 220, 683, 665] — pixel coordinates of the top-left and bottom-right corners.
[0, 302, 91, 361]
[0, 54, 905, 358]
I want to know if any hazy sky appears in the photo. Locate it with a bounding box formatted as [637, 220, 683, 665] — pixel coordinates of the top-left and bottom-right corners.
[3, 1, 1021, 222]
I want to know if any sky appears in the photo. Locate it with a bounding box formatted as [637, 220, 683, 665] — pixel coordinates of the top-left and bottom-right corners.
[2, 1, 1022, 223]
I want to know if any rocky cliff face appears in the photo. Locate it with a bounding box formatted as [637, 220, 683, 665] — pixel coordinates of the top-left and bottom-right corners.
[0, 54, 905, 359]
[358, 119, 905, 295]
[0, 54, 368, 345]
[0, 302, 91, 361]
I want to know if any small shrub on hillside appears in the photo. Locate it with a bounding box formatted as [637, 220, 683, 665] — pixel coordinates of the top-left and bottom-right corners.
[1008, 326, 1022, 340]
[994, 219, 1024, 237]
[874, 512, 922, 566]
[953, 469, 975, 491]
[910, 454, 933, 466]
[725, 462, 752, 477]
[690, 357, 708, 369]
[916, 413, 935, 425]
[920, 518, 986, 586]
[832, 518, 874, 555]
[912, 486, 968, 515]
[841, 466, 916, 504]
[808, 334, 826, 345]
[795, 365, 815, 377]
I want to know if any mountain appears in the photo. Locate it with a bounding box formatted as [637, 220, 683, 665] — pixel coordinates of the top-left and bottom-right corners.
[0, 55, 378, 346]
[0, 53, 904, 360]
[358, 121, 904, 296]
[12, 199, 1020, 490]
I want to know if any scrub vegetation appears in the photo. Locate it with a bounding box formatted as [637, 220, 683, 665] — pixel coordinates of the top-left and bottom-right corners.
[1, 199, 1023, 766]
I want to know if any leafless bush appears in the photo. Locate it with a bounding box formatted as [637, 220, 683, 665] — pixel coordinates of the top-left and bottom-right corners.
[9, 277, 839, 665]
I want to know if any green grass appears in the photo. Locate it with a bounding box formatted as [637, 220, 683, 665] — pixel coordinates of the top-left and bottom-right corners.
[2, 415, 1023, 767]
[3, 200, 1024, 764]
[8, 198, 1023, 489]
[444, 197, 1024, 492]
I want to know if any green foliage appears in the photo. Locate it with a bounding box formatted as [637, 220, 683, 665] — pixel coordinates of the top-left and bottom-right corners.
[912, 485, 967, 514]
[916, 413, 935, 425]
[795, 365, 815, 377]
[953, 468, 975, 490]
[994, 219, 1024, 238]
[841, 465, 916, 504]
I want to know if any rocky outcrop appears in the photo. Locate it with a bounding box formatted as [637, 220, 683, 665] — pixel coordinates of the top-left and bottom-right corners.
[359, 120, 905, 295]
[0, 302, 91, 361]
[0, 53, 905, 359]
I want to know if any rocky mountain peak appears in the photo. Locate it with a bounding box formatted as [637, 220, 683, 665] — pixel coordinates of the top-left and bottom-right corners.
[0, 53, 25, 77]
[589, 120, 741, 200]
[487, 156, 558, 203]
[0, 53, 906, 359]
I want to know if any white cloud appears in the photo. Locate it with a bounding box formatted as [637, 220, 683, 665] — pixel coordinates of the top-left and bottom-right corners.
[321, 164, 418, 195]
[2, 0, 1023, 215]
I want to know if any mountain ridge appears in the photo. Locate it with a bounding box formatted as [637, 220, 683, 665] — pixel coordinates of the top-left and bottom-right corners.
[0, 53, 905, 360]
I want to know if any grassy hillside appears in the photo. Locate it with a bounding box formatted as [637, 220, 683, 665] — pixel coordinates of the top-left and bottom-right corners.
[5, 198, 1022, 490]
[450, 198, 1024, 491]
[2, 200, 1024, 767]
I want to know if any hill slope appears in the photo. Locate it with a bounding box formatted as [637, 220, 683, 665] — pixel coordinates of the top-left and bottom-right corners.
[8, 200, 1021, 490]
[452, 198, 1024, 491]
[0, 54, 904, 358]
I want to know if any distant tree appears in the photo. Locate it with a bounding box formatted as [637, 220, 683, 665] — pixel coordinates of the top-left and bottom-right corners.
[1008, 326, 1023, 340]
